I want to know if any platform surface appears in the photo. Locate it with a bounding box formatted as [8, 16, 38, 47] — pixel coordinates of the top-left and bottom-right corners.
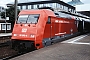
[10, 34, 90, 60]
[0, 33, 12, 37]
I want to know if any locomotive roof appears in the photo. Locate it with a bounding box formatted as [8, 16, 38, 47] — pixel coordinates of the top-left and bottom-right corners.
[19, 9, 56, 17]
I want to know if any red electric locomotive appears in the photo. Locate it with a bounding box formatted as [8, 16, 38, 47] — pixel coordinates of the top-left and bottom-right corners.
[11, 9, 78, 50]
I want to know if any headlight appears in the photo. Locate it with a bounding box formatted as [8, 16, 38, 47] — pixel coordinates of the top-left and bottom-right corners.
[30, 34, 35, 38]
[13, 34, 17, 36]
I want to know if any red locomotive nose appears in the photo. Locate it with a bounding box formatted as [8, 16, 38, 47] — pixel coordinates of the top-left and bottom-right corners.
[12, 23, 37, 40]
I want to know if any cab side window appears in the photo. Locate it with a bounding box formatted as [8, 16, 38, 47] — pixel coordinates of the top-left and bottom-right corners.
[47, 17, 51, 24]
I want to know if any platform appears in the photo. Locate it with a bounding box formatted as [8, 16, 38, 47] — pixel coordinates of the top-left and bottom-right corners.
[0, 33, 12, 37]
[0, 33, 12, 44]
[10, 34, 90, 60]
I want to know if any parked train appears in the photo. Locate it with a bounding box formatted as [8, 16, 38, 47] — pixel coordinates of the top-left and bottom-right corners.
[11, 9, 90, 51]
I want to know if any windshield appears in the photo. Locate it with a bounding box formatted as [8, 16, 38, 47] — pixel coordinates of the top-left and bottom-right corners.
[17, 14, 39, 24]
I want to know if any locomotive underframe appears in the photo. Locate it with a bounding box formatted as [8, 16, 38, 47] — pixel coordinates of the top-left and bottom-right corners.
[42, 32, 80, 47]
[11, 40, 35, 52]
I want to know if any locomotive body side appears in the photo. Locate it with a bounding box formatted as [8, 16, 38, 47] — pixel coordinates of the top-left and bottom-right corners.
[43, 16, 78, 46]
[11, 9, 78, 50]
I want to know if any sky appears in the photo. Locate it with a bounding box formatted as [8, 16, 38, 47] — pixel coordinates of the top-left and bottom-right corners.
[0, 0, 13, 7]
[0, 0, 90, 8]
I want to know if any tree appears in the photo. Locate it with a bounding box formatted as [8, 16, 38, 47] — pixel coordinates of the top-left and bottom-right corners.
[1, 12, 5, 18]
[1, 6, 20, 22]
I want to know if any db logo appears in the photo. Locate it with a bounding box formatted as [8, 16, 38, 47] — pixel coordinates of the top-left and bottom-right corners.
[22, 28, 27, 32]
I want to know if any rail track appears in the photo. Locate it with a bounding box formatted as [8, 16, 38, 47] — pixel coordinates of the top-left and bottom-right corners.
[0, 42, 24, 60]
[0, 46, 18, 59]
[0, 36, 34, 60]
[0, 36, 11, 47]
[0, 36, 17, 60]
[0, 45, 34, 60]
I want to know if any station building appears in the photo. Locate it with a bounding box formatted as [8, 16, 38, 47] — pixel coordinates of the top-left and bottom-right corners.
[0, 19, 11, 33]
[0, 6, 11, 33]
